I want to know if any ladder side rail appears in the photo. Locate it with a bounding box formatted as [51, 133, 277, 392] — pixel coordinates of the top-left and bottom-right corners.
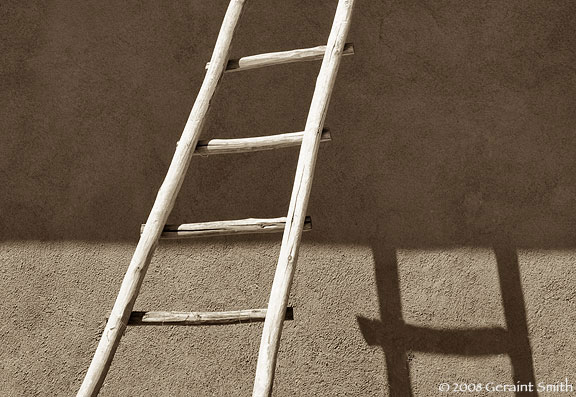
[252, 1, 356, 396]
[77, 1, 247, 395]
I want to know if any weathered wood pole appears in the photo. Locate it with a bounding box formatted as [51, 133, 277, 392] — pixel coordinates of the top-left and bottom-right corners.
[193, 128, 331, 156]
[252, 0, 356, 396]
[127, 308, 294, 326]
[147, 216, 312, 239]
[76, 1, 246, 395]
[208, 43, 355, 72]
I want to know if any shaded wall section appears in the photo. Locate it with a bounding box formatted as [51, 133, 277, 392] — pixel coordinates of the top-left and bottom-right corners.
[2, 0, 576, 247]
[1, 0, 576, 395]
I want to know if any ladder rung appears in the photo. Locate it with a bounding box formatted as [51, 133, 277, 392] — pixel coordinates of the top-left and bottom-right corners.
[142, 216, 312, 239]
[127, 307, 294, 326]
[194, 128, 331, 156]
[207, 43, 354, 72]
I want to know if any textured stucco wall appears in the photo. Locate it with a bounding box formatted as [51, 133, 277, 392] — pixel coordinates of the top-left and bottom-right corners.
[1, 1, 576, 395]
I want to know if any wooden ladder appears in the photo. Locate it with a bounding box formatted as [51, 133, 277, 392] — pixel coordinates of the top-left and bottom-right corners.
[77, 1, 355, 395]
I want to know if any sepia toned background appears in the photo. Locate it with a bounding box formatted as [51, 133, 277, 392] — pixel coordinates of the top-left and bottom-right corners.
[1, 0, 576, 395]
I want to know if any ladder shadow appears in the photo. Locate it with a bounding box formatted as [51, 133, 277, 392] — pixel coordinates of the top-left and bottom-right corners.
[357, 241, 537, 396]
